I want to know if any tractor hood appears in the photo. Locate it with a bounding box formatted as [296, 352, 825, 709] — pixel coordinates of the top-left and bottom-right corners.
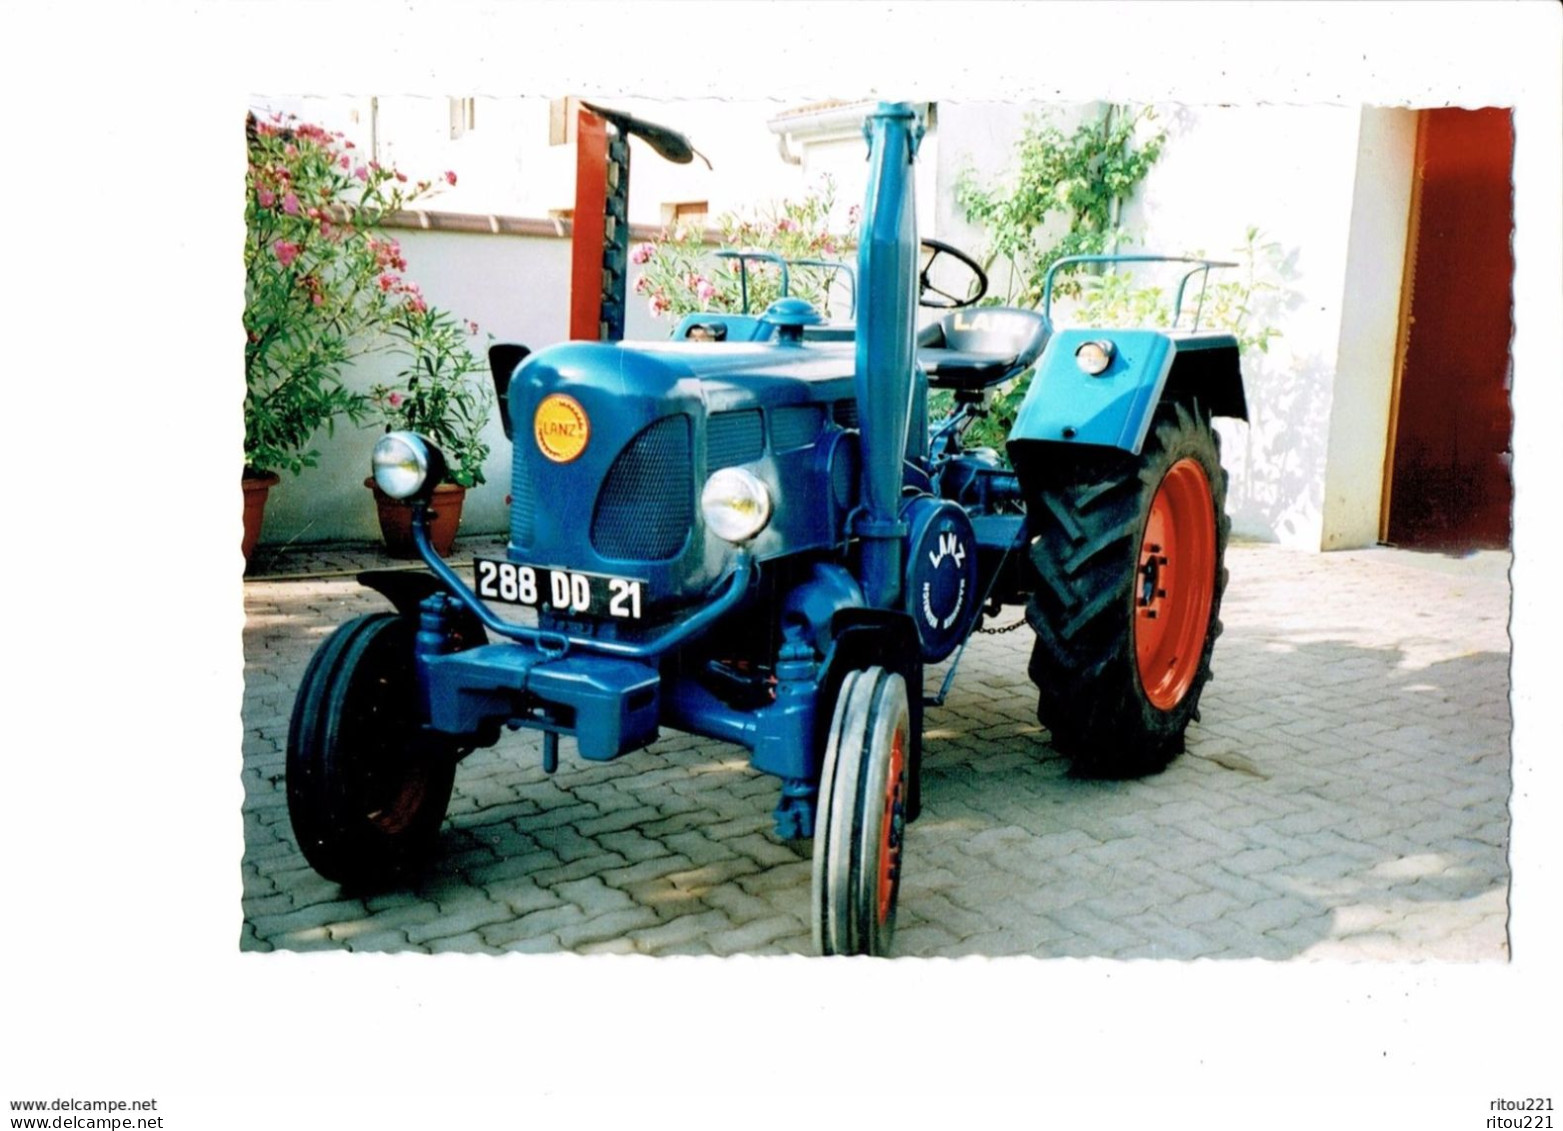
[505, 338, 860, 622]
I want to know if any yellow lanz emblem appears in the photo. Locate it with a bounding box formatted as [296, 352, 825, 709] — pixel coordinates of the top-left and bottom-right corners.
[534, 394, 590, 463]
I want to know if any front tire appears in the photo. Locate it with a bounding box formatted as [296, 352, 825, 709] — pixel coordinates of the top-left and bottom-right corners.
[812, 667, 912, 956]
[286, 613, 458, 885]
[1024, 400, 1229, 778]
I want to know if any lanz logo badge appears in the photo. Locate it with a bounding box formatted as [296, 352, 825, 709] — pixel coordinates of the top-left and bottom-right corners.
[534, 394, 590, 463]
[952, 311, 1009, 333]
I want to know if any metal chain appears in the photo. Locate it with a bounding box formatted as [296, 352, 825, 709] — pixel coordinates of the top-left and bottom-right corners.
[978, 617, 1029, 635]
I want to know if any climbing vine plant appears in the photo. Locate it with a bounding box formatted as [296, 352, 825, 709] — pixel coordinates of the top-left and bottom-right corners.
[954, 104, 1166, 307]
[939, 105, 1165, 448]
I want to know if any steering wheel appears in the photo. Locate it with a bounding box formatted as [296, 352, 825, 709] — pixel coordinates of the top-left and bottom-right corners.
[919, 238, 988, 309]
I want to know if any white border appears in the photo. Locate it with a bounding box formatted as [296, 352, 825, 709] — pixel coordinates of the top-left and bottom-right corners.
[7, 2, 1558, 1125]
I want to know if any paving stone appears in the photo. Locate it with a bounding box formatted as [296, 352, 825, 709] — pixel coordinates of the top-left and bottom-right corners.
[460, 851, 556, 887]
[599, 854, 698, 889]
[249, 898, 367, 939]
[706, 915, 806, 956]
[555, 907, 663, 950]
[342, 928, 418, 953]
[405, 900, 515, 945]
[889, 922, 964, 956]
[593, 829, 675, 864]
[661, 829, 743, 868]
[574, 804, 665, 839]
[626, 911, 735, 954]
[724, 831, 807, 869]
[528, 852, 630, 888]
[333, 902, 444, 937]
[702, 883, 795, 928]
[497, 935, 569, 955]
[735, 859, 816, 896]
[479, 904, 589, 948]
[553, 877, 636, 917]
[666, 857, 764, 893]
[1113, 912, 1223, 960]
[577, 937, 641, 956]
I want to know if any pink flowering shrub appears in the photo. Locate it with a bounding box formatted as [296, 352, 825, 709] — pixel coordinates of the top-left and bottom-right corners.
[632, 178, 857, 323]
[368, 302, 492, 488]
[243, 112, 487, 480]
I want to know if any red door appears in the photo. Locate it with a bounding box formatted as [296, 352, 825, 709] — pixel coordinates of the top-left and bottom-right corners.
[1384, 108, 1514, 550]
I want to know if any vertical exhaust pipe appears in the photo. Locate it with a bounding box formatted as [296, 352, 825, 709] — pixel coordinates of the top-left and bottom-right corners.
[853, 103, 923, 609]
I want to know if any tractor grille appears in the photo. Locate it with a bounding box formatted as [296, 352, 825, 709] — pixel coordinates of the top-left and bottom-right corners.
[833, 399, 859, 429]
[707, 409, 765, 468]
[590, 415, 694, 560]
[511, 447, 535, 548]
[771, 404, 825, 451]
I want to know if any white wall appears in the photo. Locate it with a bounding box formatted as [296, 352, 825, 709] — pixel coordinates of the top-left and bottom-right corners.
[1121, 104, 1404, 549]
[1322, 108, 1418, 549]
[257, 227, 573, 545]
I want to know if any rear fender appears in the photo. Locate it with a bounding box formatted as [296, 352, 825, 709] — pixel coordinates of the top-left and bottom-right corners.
[1006, 328, 1246, 457]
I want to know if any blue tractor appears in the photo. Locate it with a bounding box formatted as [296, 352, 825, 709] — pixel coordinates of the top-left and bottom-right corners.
[285, 102, 1246, 956]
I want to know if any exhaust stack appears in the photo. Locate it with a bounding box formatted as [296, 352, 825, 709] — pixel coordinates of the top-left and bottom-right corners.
[852, 103, 923, 610]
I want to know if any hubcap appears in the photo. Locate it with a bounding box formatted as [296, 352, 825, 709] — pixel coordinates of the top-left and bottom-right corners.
[877, 724, 907, 925]
[1135, 458, 1217, 710]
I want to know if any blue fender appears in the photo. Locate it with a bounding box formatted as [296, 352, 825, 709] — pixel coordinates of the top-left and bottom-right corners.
[1007, 328, 1247, 456]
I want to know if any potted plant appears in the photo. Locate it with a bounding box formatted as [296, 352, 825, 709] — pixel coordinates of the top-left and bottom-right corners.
[365, 298, 492, 558]
[242, 111, 449, 561]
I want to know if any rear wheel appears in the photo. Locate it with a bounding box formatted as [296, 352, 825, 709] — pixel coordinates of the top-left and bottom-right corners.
[287, 613, 458, 885]
[1024, 400, 1229, 777]
[812, 667, 911, 956]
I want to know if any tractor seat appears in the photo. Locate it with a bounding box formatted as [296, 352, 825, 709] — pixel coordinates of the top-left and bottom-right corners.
[916, 307, 1050, 391]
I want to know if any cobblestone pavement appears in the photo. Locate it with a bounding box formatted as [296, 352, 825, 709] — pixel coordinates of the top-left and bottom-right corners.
[241, 537, 1512, 959]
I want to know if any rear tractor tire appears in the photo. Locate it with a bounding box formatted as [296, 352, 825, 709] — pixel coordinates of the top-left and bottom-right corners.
[1024, 400, 1229, 778]
[286, 613, 459, 886]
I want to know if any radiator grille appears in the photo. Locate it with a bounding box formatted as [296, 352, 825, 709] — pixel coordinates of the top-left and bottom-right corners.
[511, 448, 535, 548]
[707, 409, 765, 468]
[770, 404, 825, 452]
[833, 399, 859, 429]
[591, 415, 694, 560]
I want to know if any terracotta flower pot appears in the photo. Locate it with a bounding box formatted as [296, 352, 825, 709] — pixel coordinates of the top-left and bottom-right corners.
[366, 478, 467, 559]
[242, 471, 281, 563]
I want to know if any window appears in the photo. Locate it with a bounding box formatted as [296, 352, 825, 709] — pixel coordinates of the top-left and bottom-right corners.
[662, 200, 709, 229]
[449, 97, 475, 140]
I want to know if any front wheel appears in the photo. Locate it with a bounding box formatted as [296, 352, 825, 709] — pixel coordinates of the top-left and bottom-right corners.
[812, 667, 912, 956]
[1024, 400, 1230, 778]
[286, 613, 458, 885]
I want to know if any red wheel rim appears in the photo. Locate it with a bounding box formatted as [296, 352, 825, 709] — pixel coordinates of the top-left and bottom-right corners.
[1135, 458, 1217, 710]
[877, 723, 907, 925]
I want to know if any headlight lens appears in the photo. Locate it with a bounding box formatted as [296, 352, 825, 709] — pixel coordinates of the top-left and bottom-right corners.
[700, 468, 772, 543]
[1075, 339, 1115, 376]
[371, 431, 438, 500]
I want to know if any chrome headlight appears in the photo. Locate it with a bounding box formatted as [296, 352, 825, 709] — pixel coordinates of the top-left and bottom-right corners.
[700, 468, 772, 544]
[1075, 339, 1116, 376]
[371, 431, 444, 500]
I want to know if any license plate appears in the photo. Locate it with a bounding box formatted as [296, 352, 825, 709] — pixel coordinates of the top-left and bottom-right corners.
[474, 558, 646, 620]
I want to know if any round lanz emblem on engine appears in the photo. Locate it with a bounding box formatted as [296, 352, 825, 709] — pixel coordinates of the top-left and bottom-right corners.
[901, 497, 980, 663]
[534, 394, 590, 463]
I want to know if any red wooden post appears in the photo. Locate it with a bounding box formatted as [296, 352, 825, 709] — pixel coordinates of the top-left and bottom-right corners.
[570, 109, 610, 341]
